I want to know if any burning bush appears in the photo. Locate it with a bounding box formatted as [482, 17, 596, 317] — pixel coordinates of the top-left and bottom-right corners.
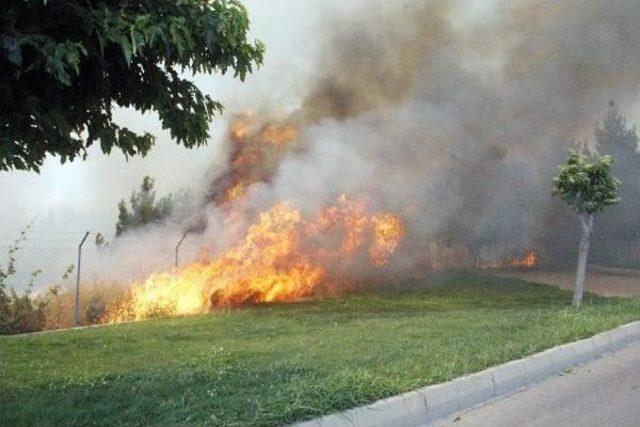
[104, 195, 405, 322]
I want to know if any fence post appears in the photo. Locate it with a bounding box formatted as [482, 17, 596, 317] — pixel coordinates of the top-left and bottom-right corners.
[75, 231, 90, 327]
[175, 232, 189, 268]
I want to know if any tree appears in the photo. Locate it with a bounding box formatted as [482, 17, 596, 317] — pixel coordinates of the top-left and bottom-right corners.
[593, 102, 640, 266]
[94, 232, 107, 248]
[1, 0, 264, 172]
[115, 175, 193, 236]
[552, 151, 620, 307]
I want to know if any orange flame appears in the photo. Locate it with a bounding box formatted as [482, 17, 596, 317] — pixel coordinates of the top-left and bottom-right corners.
[511, 250, 538, 268]
[370, 214, 405, 266]
[212, 113, 300, 205]
[475, 248, 539, 270]
[106, 195, 405, 322]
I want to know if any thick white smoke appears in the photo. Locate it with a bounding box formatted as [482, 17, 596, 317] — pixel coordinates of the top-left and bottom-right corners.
[203, 0, 640, 271]
[82, 0, 640, 283]
[4, 0, 640, 290]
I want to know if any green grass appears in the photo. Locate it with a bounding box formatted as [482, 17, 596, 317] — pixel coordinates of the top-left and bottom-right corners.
[2, 273, 640, 426]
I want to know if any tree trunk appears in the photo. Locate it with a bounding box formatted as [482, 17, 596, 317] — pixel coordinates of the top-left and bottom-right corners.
[573, 214, 593, 308]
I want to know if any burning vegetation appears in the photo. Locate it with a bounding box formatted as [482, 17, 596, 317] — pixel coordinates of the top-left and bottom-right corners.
[100, 112, 409, 322]
[512, 251, 538, 269]
[90, 112, 406, 324]
[105, 194, 404, 322]
[209, 113, 300, 205]
[99, 114, 404, 321]
[30, 0, 640, 329]
[476, 249, 539, 270]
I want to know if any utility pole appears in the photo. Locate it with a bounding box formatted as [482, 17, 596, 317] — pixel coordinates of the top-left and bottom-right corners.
[175, 232, 189, 268]
[74, 231, 90, 327]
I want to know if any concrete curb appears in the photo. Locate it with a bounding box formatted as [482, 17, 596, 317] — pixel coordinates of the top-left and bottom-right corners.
[293, 321, 640, 427]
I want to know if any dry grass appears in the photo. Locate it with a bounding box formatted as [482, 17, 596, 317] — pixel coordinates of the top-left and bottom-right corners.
[39, 282, 126, 330]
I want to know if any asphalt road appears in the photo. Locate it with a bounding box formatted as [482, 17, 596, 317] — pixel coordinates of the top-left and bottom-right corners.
[432, 343, 640, 427]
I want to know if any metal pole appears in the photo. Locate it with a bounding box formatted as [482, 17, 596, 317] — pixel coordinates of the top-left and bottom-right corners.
[75, 231, 90, 327]
[175, 232, 188, 268]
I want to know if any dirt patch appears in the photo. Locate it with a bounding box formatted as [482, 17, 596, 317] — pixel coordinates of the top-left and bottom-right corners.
[496, 269, 640, 297]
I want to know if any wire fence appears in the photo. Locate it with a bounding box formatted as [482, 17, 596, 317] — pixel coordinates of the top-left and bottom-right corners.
[0, 235, 182, 293]
[1, 229, 639, 293]
[474, 246, 539, 270]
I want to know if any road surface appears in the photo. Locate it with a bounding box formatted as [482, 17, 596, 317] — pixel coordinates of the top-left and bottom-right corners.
[432, 343, 640, 427]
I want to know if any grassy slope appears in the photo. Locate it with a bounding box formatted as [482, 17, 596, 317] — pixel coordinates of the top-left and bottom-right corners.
[2, 274, 640, 426]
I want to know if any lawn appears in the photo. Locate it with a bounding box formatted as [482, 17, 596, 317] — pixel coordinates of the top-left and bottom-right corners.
[2, 273, 640, 426]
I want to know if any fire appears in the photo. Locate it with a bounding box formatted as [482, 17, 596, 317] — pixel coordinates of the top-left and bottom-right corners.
[103, 114, 406, 324]
[370, 214, 405, 266]
[475, 248, 539, 270]
[105, 195, 405, 322]
[260, 123, 299, 147]
[224, 182, 248, 202]
[511, 250, 538, 268]
[211, 113, 300, 205]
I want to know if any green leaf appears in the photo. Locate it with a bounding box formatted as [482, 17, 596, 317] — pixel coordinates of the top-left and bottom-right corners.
[0, 0, 263, 172]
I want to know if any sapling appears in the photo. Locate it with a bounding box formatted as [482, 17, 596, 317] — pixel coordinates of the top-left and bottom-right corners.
[552, 151, 620, 307]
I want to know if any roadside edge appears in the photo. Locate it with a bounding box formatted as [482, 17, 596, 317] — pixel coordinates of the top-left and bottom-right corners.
[294, 320, 640, 427]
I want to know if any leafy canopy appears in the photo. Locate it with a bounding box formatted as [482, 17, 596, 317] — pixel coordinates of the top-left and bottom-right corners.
[552, 151, 621, 215]
[1, 0, 264, 172]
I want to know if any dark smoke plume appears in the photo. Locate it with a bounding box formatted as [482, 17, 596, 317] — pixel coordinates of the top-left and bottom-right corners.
[194, 0, 640, 271]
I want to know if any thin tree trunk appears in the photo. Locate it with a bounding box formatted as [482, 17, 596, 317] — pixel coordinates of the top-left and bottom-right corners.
[574, 214, 593, 308]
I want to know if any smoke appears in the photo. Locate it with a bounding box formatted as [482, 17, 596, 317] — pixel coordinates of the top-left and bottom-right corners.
[195, 0, 640, 269]
[6, 0, 640, 291]
[119, 0, 640, 277]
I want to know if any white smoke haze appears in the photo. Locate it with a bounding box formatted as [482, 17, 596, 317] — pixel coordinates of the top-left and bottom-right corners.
[2, 0, 640, 291]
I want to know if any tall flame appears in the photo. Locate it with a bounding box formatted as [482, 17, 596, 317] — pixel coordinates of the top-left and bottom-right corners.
[103, 114, 407, 323]
[211, 113, 300, 205]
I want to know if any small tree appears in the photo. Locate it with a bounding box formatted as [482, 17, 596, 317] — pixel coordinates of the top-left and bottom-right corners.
[593, 101, 640, 266]
[115, 175, 194, 236]
[552, 151, 620, 307]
